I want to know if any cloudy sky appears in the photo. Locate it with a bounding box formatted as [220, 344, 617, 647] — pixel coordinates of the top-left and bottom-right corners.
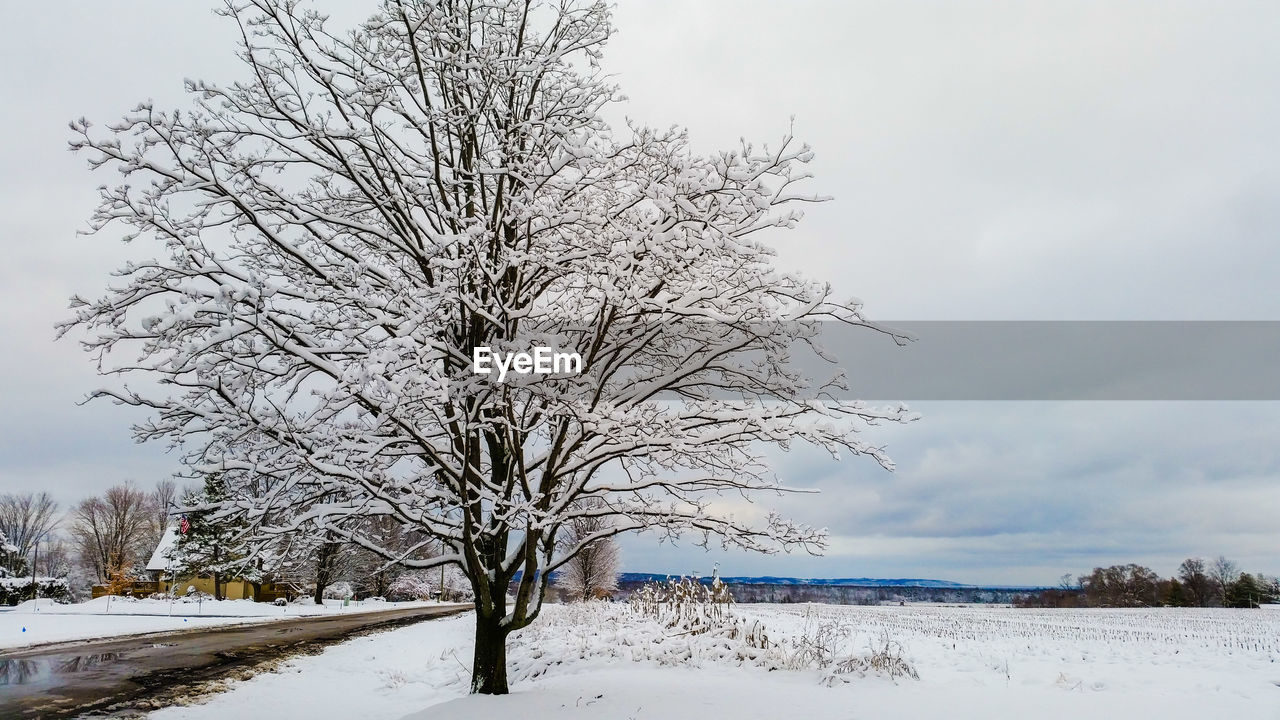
[1, 1, 1277, 585]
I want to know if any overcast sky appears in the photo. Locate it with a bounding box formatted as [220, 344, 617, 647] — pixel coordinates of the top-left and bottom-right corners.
[1, 1, 1277, 585]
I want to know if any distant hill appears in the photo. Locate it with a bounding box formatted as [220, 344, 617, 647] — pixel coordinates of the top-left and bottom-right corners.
[511, 571, 1049, 604]
[618, 573, 971, 588]
[721, 576, 970, 588]
[617, 573, 1045, 591]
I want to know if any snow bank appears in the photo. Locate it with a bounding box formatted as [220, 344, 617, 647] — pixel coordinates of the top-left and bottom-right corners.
[147, 612, 477, 720]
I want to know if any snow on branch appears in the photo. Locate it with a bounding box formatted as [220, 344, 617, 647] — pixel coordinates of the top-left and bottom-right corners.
[60, 0, 913, 643]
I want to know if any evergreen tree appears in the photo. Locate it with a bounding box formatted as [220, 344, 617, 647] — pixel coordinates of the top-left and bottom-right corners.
[172, 476, 244, 600]
[1160, 578, 1188, 607]
[1226, 573, 1263, 608]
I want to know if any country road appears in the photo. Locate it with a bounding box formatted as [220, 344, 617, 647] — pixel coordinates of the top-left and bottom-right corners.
[0, 604, 470, 719]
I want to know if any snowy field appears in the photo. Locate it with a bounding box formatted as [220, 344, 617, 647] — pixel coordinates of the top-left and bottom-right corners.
[0, 596, 441, 650]
[141, 602, 1280, 720]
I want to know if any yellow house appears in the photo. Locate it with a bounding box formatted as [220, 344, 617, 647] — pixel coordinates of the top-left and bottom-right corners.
[144, 524, 290, 602]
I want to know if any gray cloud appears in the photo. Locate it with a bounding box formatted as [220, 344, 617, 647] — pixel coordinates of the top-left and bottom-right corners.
[623, 402, 1280, 584]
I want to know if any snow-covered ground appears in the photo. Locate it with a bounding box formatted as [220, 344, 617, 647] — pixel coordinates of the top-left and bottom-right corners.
[1, 596, 440, 650]
[139, 602, 1280, 720]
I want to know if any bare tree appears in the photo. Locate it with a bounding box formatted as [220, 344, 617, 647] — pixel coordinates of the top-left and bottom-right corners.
[35, 537, 73, 579]
[556, 502, 620, 601]
[61, 0, 911, 693]
[0, 492, 60, 576]
[1079, 564, 1159, 607]
[1178, 557, 1213, 607]
[149, 480, 179, 542]
[1210, 555, 1239, 607]
[68, 484, 154, 583]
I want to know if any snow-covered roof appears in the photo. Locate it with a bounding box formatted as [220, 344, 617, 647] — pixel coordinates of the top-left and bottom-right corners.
[146, 523, 182, 572]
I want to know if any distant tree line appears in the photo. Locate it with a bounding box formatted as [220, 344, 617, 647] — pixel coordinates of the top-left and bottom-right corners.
[0, 492, 60, 578]
[3, 478, 620, 606]
[103, 476, 446, 603]
[0, 484, 182, 604]
[0, 482, 437, 604]
[1019, 556, 1280, 609]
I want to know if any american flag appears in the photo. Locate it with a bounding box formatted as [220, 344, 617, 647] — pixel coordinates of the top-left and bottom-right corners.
[179, 514, 190, 535]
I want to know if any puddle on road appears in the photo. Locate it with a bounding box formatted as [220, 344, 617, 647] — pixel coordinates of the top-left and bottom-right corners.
[0, 653, 126, 686]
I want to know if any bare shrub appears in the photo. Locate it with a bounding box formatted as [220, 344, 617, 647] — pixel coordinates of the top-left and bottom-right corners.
[629, 573, 735, 634]
[625, 575, 916, 683]
[825, 632, 919, 684]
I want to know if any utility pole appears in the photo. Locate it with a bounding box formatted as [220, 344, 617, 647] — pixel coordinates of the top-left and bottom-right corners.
[30, 541, 38, 608]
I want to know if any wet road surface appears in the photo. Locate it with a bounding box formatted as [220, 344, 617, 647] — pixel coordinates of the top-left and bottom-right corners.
[0, 604, 470, 719]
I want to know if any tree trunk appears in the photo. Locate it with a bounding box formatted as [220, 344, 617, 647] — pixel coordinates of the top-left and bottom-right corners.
[212, 546, 224, 600]
[314, 541, 337, 605]
[470, 612, 509, 694]
[313, 567, 327, 605]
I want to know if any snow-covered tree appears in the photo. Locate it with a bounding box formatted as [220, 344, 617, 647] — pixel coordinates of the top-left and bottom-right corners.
[256, 526, 346, 602]
[347, 516, 433, 598]
[0, 529, 16, 579]
[555, 500, 620, 601]
[173, 476, 247, 600]
[61, 0, 912, 693]
[257, 518, 401, 602]
[389, 566, 473, 603]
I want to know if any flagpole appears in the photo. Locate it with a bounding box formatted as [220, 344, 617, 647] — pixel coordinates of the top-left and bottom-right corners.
[168, 555, 175, 617]
[30, 541, 38, 611]
[173, 513, 190, 613]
